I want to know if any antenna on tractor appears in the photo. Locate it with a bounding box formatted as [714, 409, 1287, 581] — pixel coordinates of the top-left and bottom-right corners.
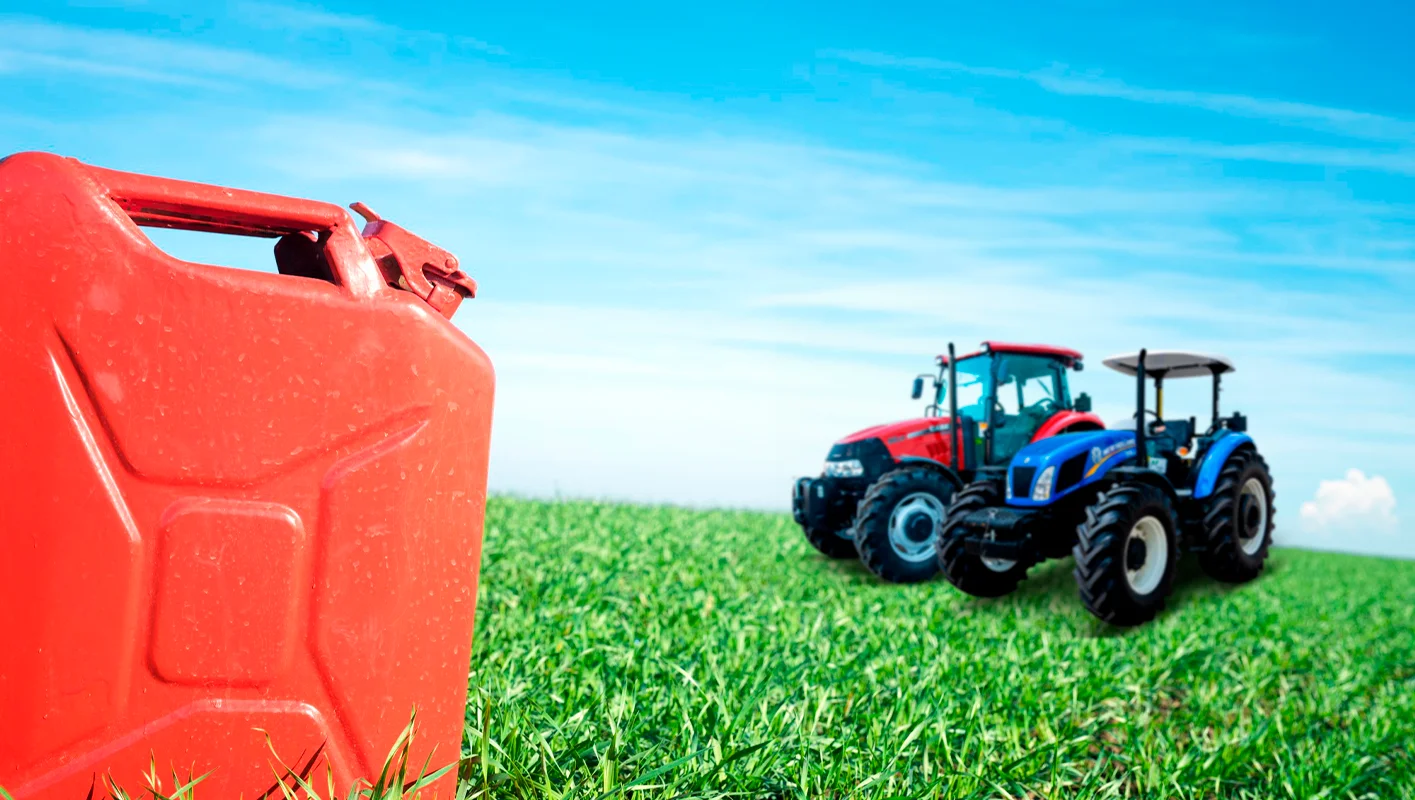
[1135, 348, 1148, 468]
[948, 342, 959, 473]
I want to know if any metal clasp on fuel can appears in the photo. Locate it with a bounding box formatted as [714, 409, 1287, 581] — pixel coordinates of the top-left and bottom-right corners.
[351, 202, 477, 319]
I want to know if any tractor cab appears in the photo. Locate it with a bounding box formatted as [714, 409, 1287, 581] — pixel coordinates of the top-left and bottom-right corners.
[1100, 350, 1245, 488]
[914, 341, 1097, 471]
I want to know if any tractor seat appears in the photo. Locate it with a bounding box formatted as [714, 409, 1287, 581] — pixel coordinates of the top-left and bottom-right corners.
[1147, 418, 1194, 455]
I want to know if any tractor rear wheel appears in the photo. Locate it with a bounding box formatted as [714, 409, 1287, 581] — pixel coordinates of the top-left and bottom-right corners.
[1196, 450, 1275, 583]
[802, 524, 857, 559]
[853, 466, 957, 583]
[936, 480, 1030, 597]
[1073, 482, 1179, 627]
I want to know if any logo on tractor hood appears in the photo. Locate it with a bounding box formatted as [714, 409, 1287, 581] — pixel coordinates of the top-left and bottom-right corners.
[1086, 438, 1136, 478]
[888, 422, 950, 444]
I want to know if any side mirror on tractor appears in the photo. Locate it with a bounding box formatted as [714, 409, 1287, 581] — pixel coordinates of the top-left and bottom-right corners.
[911, 376, 925, 400]
[1075, 392, 1092, 413]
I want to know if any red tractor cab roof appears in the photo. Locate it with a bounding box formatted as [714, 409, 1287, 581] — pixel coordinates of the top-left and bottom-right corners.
[938, 341, 1084, 367]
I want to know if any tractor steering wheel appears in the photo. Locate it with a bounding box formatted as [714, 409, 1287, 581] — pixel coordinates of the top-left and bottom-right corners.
[1133, 409, 1165, 434]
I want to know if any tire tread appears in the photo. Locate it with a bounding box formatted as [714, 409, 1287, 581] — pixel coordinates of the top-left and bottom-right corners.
[936, 480, 1028, 598]
[854, 466, 957, 584]
[1073, 483, 1176, 627]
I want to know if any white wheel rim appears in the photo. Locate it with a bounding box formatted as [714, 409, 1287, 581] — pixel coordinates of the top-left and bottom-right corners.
[887, 492, 946, 563]
[981, 555, 1017, 572]
[1125, 515, 1169, 595]
[1238, 478, 1268, 555]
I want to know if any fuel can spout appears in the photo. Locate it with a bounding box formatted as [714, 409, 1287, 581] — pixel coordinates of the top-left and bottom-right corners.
[351, 202, 477, 319]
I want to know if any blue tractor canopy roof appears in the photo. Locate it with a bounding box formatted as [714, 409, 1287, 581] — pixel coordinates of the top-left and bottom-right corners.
[1102, 351, 1234, 379]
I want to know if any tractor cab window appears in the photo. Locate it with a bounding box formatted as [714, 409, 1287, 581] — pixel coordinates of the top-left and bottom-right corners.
[949, 355, 992, 423]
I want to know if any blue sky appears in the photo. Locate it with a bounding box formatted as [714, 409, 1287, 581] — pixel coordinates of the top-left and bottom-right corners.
[3, 1, 1413, 556]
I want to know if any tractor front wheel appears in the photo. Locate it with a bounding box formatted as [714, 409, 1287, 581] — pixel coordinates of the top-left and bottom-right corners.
[802, 524, 857, 559]
[1073, 483, 1179, 627]
[1196, 450, 1275, 583]
[853, 467, 957, 583]
[936, 480, 1030, 597]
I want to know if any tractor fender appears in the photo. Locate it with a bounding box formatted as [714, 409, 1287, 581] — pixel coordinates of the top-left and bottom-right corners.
[1193, 433, 1256, 499]
[894, 456, 964, 489]
[1031, 410, 1106, 442]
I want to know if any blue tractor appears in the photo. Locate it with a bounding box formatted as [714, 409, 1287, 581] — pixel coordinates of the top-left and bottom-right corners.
[935, 349, 1275, 626]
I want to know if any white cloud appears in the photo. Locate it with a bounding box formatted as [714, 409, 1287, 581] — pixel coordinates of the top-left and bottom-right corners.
[1299, 469, 1400, 537]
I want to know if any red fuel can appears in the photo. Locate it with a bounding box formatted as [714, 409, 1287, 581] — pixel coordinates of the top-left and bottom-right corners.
[0, 152, 494, 798]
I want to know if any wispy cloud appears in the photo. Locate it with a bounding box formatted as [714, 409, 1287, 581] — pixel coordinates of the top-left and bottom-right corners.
[241, 113, 1415, 283]
[0, 47, 228, 88]
[234, 1, 507, 55]
[1114, 136, 1415, 175]
[822, 49, 1415, 144]
[0, 16, 341, 89]
[235, 1, 385, 32]
[0, 7, 504, 94]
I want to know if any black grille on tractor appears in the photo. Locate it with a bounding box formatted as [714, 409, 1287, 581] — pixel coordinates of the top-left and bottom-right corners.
[826, 437, 894, 484]
[1055, 452, 1088, 495]
[1010, 466, 1037, 499]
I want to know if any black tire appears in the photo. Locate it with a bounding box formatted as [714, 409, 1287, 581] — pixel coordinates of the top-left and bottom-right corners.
[1073, 482, 1179, 627]
[802, 523, 857, 559]
[936, 480, 1030, 597]
[1196, 450, 1275, 583]
[854, 467, 958, 583]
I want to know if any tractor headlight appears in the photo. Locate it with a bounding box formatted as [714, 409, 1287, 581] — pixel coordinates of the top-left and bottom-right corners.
[823, 459, 865, 478]
[1031, 466, 1056, 501]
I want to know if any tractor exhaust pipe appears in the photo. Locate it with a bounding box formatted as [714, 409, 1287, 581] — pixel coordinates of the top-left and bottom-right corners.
[1211, 366, 1222, 432]
[1135, 348, 1147, 468]
[948, 342, 959, 473]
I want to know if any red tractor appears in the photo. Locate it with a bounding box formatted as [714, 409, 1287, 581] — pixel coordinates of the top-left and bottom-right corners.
[792, 341, 1104, 583]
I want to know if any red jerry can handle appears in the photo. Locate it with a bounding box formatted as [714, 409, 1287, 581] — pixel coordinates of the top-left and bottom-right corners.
[85, 164, 387, 302]
[85, 163, 477, 318]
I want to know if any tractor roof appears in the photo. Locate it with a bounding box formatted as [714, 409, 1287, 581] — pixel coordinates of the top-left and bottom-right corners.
[939, 341, 1083, 365]
[1102, 351, 1234, 378]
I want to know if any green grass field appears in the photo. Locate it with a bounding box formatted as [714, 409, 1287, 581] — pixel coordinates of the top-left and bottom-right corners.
[465, 496, 1415, 799]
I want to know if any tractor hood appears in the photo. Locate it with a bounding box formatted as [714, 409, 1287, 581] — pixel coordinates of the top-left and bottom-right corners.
[837, 417, 950, 445]
[1005, 429, 1138, 507]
